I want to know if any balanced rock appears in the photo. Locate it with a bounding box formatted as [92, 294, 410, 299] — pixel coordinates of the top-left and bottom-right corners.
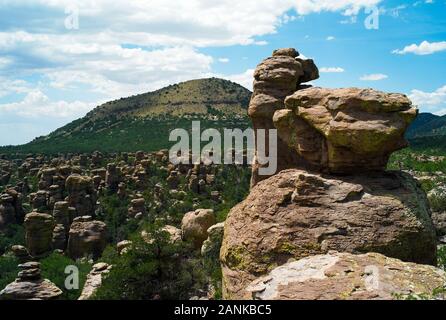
[247, 252, 446, 300]
[0, 262, 62, 300]
[249, 48, 319, 187]
[221, 169, 436, 299]
[181, 209, 216, 248]
[274, 87, 417, 174]
[67, 216, 107, 260]
[24, 212, 55, 257]
[65, 174, 96, 218]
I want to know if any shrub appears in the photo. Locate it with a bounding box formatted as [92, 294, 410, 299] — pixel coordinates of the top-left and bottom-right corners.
[0, 256, 19, 291]
[40, 253, 92, 300]
[93, 223, 206, 300]
[0, 224, 25, 255]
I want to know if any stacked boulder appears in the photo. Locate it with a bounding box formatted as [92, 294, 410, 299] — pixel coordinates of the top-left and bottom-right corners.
[65, 174, 96, 218]
[220, 48, 442, 300]
[0, 262, 62, 300]
[249, 48, 319, 187]
[24, 212, 55, 258]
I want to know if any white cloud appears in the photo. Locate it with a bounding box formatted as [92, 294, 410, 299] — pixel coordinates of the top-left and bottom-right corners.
[0, 0, 384, 145]
[326, 36, 336, 41]
[218, 58, 230, 63]
[320, 67, 345, 73]
[0, 90, 95, 118]
[409, 85, 446, 112]
[360, 73, 388, 81]
[222, 69, 255, 90]
[392, 41, 446, 55]
[0, 78, 33, 98]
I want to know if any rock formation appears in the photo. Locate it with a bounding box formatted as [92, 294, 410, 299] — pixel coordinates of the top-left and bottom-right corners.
[0, 262, 62, 300]
[181, 209, 216, 248]
[221, 48, 440, 300]
[274, 87, 416, 173]
[24, 212, 55, 258]
[249, 48, 319, 187]
[65, 174, 96, 218]
[67, 216, 107, 260]
[78, 262, 111, 300]
[201, 222, 225, 261]
[247, 252, 446, 300]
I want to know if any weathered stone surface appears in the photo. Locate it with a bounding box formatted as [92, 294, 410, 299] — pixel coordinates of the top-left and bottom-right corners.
[52, 224, 67, 251]
[249, 48, 319, 187]
[201, 222, 225, 260]
[182, 209, 216, 248]
[78, 262, 111, 300]
[0, 262, 62, 300]
[0, 194, 16, 231]
[221, 169, 436, 299]
[247, 252, 446, 300]
[65, 174, 96, 218]
[67, 217, 107, 260]
[24, 212, 55, 257]
[274, 87, 417, 174]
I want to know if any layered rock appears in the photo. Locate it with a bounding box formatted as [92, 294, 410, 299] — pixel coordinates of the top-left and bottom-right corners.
[274, 88, 417, 173]
[221, 169, 436, 299]
[249, 48, 319, 187]
[67, 216, 107, 260]
[246, 252, 446, 300]
[0, 262, 62, 300]
[65, 174, 96, 218]
[24, 212, 55, 258]
[78, 262, 111, 300]
[221, 48, 435, 300]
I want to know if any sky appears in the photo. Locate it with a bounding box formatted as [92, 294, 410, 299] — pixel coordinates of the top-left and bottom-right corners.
[0, 0, 445, 146]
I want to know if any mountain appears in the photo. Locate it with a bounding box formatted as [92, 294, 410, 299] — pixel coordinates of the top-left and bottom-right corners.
[0, 78, 252, 154]
[406, 112, 446, 151]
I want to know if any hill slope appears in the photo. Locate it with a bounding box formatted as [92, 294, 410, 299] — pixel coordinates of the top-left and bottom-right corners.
[1, 78, 252, 154]
[406, 112, 446, 151]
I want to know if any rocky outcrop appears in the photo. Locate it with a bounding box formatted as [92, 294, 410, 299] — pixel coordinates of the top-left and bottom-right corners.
[221, 169, 436, 299]
[24, 212, 55, 258]
[181, 209, 216, 248]
[67, 216, 107, 260]
[249, 48, 319, 187]
[247, 252, 446, 300]
[0, 262, 62, 300]
[274, 88, 417, 174]
[201, 222, 225, 261]
[78, 262, 111, 300]
[221, 48, 435, 300]
[65, 174, 96, 218]
[128, 198, 146, 219]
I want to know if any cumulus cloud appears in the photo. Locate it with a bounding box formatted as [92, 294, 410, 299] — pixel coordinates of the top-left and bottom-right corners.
[320, 67, 345, 73]
[218, 58, 230, 63]
[326, 36, 336, 41]
[409, 85, 446, 113]
[360, 73, 388, 81]
[222, 69, 255, 91]
[0, 0, 384, 144]
[0, 90, 95, 118]
[392, 41, 446, 55]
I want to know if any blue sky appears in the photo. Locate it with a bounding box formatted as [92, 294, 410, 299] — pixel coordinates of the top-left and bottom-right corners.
[0, 0, 445, 146]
